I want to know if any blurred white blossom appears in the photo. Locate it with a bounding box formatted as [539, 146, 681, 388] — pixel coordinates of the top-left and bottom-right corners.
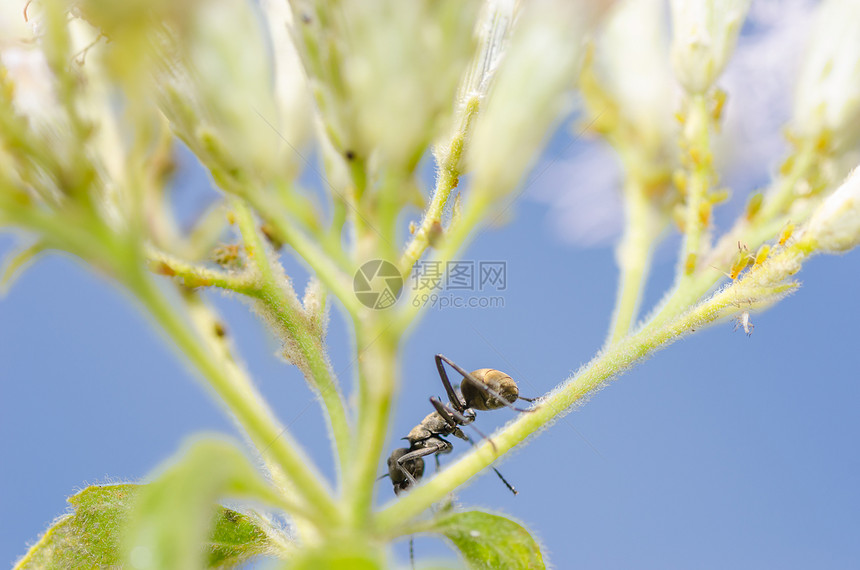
[260, 0, 314, 170]
[457, 0, 519, 104]
[670, 0, 751, 94]
[467, 0, 597, 197]
[717, 0, 815, 190]
[0, 0, 33, 39]
[0, 47, 57, 122]
[532, 0, 817, 247]
[307, 0, 479, 169]
[597, 0, 677, 157]
[804, 167, 860, 253]
[0, 1, 56, 124]
[156, 0, 296, 182]
[792, 0, 860, 152]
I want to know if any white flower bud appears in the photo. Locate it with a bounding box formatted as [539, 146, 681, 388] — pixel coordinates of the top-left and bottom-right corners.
[458, 0, 519, 104]
[670, 0, 751, 94]
[322, 0, 479, 168]
[259, 0, 314, 176]
[157, 0, 293, 181]
[598, 0, 677, 156]
[0, 47, 57, 122]
[467, 0, 594, 195]
[0, 1, 34, 40]
[805, 166, 860, 253]
[792, 0, 860, 152]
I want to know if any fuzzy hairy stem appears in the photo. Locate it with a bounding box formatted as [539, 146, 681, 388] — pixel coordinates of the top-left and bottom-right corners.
[177, 290, 320, 527]
[649, 140, 822, 328]
[399, 96, 480, 276]
[395, 192, 491, 333]
[606, 177, 663, 344]
[146, 247, 257, 293]
[126, 271, 341, 529]
[241, 191, 362, 315]
[344, 318, 400, 526]
[231, 198, 353, 475]
[678, 94, 715, 277]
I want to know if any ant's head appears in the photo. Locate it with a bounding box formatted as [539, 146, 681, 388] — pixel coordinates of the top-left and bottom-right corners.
[387, 447, 425, 494]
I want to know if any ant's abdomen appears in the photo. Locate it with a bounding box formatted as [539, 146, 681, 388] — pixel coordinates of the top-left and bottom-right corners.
[463, 368, 519, 410]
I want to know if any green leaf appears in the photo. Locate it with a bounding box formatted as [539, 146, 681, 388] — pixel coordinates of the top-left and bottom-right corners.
[420, 510, 545, 570]
[14, 483, 278, 569]
[123, 437, 288, 569]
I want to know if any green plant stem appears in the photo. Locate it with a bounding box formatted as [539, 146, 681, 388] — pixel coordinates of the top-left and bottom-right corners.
[345, 318, 399, 526]
[376, 169, 406, 264]
[250, 187, 352, 272]
[757, 139, 819, 222]
[399, 97, 479, 276]
[125, 271, 341, 529]
[606, 178, 662, 344]
[241, 191, 362, 315]
[395, 193, 491, 333]
[647, 139, 820, 329]
[679, 94, 713, 278]
[177, 290, 321, 528]
[231, 199, 353, 475]
[375, 240, 809, 532]
[146, 247, 257, 292]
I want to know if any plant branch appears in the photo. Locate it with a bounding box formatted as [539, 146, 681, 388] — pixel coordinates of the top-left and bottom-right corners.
[241, 191, 362, 316]
[125, 271, 341, 529]
[647, 138, 823, 329]
[394, 193, 492, 333]
[399, 97, 480, 276]
[146, 247, 257, 293]
[231, 198, 353, 475]
[606, 178, 664, 344]
[344, 318, 399, 526]
[678, 94, 714, 278]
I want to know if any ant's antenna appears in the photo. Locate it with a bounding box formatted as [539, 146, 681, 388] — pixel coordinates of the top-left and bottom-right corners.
[463, 433, 518, 495]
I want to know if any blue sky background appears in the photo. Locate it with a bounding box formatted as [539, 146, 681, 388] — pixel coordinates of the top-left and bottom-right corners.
[4, 1, 860, 568]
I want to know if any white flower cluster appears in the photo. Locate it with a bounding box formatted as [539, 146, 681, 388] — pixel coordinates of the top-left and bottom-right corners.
[792, 0, 860, 151]
[598, 0, 677, 158]
[670, 0, 751, 94]
[308, 0, 479, 170]
[805, 167, 860, 253]
[467, 0, 595, 195]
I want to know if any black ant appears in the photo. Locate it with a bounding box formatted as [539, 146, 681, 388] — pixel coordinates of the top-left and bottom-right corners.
[384, 354, 536, 496]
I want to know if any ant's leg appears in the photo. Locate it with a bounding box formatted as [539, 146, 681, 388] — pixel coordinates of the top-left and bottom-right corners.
[409, 537, 415, 570]
[397, 440, 447, 484]
[518, 396, 538, 402]
[430, 396, 496, 451]
[462, 433, 518, 496]
[435, 354, 466, 411]
[438, 354, 535, 413]
[429, 396, 475, 430]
